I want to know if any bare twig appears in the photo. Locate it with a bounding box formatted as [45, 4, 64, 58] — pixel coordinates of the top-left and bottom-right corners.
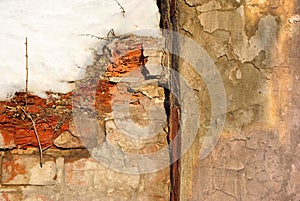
[79, 29, 117, 42]
[75, 64, 85, 69]
[25, 37, 28, 106]
[114, 0, 125, 16]
[107, 29, 116, 38]
[78, 34, 108, 41]
[20, 106, 43, 168]
[42, 144, 52, 152]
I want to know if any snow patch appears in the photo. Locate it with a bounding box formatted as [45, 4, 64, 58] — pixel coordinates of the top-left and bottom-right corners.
[0, 0, 160, 100]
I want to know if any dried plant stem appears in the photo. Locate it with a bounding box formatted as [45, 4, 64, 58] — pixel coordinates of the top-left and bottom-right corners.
[25, 37, 28, 106]
[79, 29, 117, 42]
[114, 0, 125, 16]
[20, 107, 43, 167]
[78, 34, 108, 40]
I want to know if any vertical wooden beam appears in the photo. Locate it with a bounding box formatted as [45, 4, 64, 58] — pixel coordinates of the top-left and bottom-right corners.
[169, 105, 181, 201]
[157, 0, 181, 200]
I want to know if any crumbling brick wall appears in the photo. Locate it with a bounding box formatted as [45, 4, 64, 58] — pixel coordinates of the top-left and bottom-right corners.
[0, 35, 170, 201]
[1, 1, 299, 200]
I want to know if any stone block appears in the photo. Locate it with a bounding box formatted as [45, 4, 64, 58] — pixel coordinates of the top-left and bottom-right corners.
[54, 131, 83, 149]
[64, 157, 104, 187]
[0, 193, 22, 201]
[1, 155, 56, 186]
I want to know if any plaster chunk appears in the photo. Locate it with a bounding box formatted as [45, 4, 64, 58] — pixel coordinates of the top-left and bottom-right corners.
[196, 0, 221, 12]
[236, 69, 242, 79]
[199, 8, 278, 63]
[54, 131, 83, 148]
[1, 155, 56, 185]
[138, 85, 165, 99]
[230, 14, 278, 62]
[185, 0, 210, 7]
[198, 10, 243, 33]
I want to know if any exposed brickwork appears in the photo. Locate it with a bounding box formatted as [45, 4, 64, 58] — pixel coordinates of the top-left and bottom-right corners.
[0, 42, 148, 150]
[107, 44, 146, 77]
[95, 80, 114, 115]
[0, 92, 71, 149]
[0, 35, 169, 200]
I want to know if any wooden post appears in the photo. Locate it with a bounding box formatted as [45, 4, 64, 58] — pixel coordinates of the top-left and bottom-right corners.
[157, 0, 181, 200]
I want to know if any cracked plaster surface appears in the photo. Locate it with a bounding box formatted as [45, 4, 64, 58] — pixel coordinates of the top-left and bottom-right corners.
[177, 0, 300, 200]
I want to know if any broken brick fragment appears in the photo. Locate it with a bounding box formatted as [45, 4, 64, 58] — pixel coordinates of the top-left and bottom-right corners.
[0, 92, 72, 149]
[94, 80, 115, 115]
[106, 44, 145, 77]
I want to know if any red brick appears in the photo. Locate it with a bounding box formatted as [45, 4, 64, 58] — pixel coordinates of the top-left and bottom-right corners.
[94, 80, 114, 115]
[0, 131, 15, 149]
[106, 44, 145, 77]
[0, 92, 72, 149]
[26, 105, 41, 113]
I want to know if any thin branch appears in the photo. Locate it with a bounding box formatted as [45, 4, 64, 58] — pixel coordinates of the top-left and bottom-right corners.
[42, 144, 52, 151]
[25, 37, 28, 106]
[79, 29, 117, 41]
[114, 0, 125, 16]
[78, 34, 108, 41]
[75, 64, 85, 69]
[107, 29, 116, 38]
[20, 107, 43, 168]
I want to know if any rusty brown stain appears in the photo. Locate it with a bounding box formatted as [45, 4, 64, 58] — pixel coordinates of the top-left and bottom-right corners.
[169, 106, 181, 201]
[2, 155, 26, 183]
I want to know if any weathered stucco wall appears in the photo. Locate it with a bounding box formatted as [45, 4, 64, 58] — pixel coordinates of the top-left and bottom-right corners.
[175, 0, 300, 200]
[1, 1, 299, 200]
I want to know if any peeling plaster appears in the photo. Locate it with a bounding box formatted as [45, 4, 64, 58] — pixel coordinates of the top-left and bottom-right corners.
[231, 14, 278, 63]
[196, 0, 221, 12]
[198, 5, 278, 63]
